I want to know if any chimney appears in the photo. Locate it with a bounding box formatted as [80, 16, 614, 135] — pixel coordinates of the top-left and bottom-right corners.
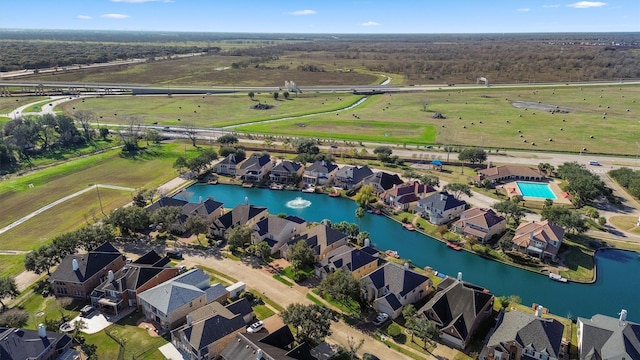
[440, 193, 446, 202]
[404, 262, 409, 270]
[364, 238, 370, 247]
[37, 324, 46, 338]
[619, 309, 628, 322]
[457, 272, 462, 281]
[72, 259, 79, 271]
[529, 231, 534, 240]
[535, 305, 544, 317]
[199, 196, 203, 203]
[186, 314, 193, 326]
[108, 270, 114, 282]
[245, 196, 249, 205]
[256, 349, 263, 360]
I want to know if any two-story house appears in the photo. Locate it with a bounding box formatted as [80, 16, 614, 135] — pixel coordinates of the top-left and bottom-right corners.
[212, 153, 244, 176]
[90, 250, 180, 316]
[236, 154, 274, 183]
[148, 197, 224, 233]
[269, 160, 304, 185]
[380, 180, 435, 210]
[452, 208, 507, 243]
[221, 325, 318, 360]
[282, 224, 348, 261]
[49, 242, 125, 299]
[334, 165, 374, 190]
[512, 220, 564, 261]
[362, 171, 404, 194]
[416, 191, 467, 225]
[361, 262, 432, 319]
[0, 325, 75, 360]
[251, 215, 307, 255]
[315, 245, 380, 280]
[137, 269, 229, 331]
[419, 277, 494, 349]
[302, 160, 339, 186]
[211, 204, 268, 238]
[577, 311, 640, 360]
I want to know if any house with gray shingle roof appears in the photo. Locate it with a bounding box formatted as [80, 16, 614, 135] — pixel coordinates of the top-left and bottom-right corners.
[362, 171, 404, 194]
[236, 154, 274, 183]
[282, 224, 348, 261]
[577, 312, 640, 360]
[147, 197, 224, 233]
[361, 262, 432, 319]
[270, 160, 304, 185]
[49, 242, 125, 299]
[335, 165, 374, 190]
[137, 269, 229, 331]
[315, 245, 380, 280]
[220, 324, 318, 360]
[213, 153, 244, 176]
[303, 160, 339, 186]
[419, 277, 494, 349]
[211, 204, 268, 237]
[0, 325, 75, 360]
[171, 298, 254, 360]
[252, 215, 308, 255]
[481, 309, 566, 360]
[452, 208, 507, 243]
[416, 191, 467, 225]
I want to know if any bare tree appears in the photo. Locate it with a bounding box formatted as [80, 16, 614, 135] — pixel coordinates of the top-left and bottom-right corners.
[118, 117, 142, 151]
[74, 110, 95, 141]
[184, 123, 198, 147]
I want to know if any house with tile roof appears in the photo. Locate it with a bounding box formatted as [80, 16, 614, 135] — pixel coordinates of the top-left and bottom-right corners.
[334, 165, 374, 190]
[416, 191, 467, 225]
[481, 308, 566, 360]
[220, 324, 318, 360]
[252, 215, 308, 255]
[137, 269, 229, 331]
[0, 325, 75, 360]
[577, 312, 640, 360]
[419, 277, 494, 349]
[49, 242, 125, 299]
[315, 245, 380, 280]
[362, 171, 404, 194]
[452, 208, 507, 243]
[171, 298, 254, 360]
[302, 160, 339, 186]
[236, 154, 274, 183]
[474, 165, 544, 185]
[270, 160, 304, 185]
[380, 180, 435, 210]
[512, 220, 564, 261]
[211, 204, 268, 237]
[361, 262, 432, 319]
[90, 250, 181, 316]
[282, 224, 349, 261]
[213, 153, 245, 176]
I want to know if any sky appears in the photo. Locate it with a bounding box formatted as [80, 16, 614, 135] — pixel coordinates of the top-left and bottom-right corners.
[0, 0, 638, 33]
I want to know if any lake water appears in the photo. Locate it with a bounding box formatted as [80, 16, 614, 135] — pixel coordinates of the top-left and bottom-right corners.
[178, 183, 640, 322]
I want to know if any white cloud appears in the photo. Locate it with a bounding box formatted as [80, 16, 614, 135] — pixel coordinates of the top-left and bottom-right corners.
[360, 21, 381, 27]
[76, 15, 92, 20]
[517, 8, 531, 12]
[567, 1, 607, 8]
[543, 4, 561, 7]
[289, 10, 317, 15]
[101, 13, 130, 19]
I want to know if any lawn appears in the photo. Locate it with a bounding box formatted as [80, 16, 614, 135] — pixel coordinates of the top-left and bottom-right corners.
[609, 216, 640, 234]
[57, 93, 364, 128]
[0, 254, 27, 277]
[560, 235, 596, 282]
[17, 293, 84, 330]
[0, 96, 47, 114]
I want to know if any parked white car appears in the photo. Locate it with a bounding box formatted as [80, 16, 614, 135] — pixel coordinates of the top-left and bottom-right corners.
[373, 312, 389, 325]
[247, 320, 264, 333]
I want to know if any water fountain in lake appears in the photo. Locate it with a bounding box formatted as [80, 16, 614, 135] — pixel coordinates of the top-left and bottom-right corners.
[286, 197, 312, 209]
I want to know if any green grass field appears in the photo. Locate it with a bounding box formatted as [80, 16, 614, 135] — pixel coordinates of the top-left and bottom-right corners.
[0, 254, 27, 277]
[59, 93, 364, 128]
[0, 96, 47, 114]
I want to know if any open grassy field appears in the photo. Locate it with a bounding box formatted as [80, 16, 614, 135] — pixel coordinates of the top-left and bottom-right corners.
[0, 96, 47, 120]
[0, 143, 191, 251]
[59, 93, 364, 128]
[237, 84, 640, 154]
[0, 254, 26, 277]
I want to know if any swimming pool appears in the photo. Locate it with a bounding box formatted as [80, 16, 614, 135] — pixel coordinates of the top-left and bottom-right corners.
[516, 181, 556, 200]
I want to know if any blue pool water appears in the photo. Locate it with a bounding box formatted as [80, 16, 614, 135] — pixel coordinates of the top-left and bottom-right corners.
[176, 184, 640, 322]
[516, 181, 556, 199]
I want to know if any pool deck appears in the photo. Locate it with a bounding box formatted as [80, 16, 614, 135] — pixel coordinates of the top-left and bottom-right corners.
[502, 180, 572, 204]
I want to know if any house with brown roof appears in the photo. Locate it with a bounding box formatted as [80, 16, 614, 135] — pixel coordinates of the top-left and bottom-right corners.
[282, 224, 348, 261]
[49, 242, 126, 299]
[90, 250, 181, 316]
[419, 277, 494, 349]
[380, 180, 435, 210]
[452, 208, 507, 243]
[474, 165, 544, 185]
[512, 220, 564, 261]
[362, 262, 432, 319]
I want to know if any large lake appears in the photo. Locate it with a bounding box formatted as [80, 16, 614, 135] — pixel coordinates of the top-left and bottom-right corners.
[178, 183, 640, 322]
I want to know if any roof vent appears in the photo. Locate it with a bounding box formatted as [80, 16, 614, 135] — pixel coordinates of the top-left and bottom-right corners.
[457, 272, 462, 281]
[37, 324, 46, 338]
[619, 309, 628, 322]
[72, 259, 79, 271]
[108, 270, 114, 282]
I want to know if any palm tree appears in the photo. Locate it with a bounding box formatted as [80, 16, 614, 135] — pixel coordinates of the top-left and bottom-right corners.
[355, 207, 365, 228]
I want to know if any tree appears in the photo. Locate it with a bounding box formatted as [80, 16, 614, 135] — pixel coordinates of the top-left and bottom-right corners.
[355, 207, 365, 226]
[144, 129, 161, 145]
[173, 156, 188, 173]
[288, 240, 315, 271]
[0, 276, 19, 310]
[354, 184, 376, 208]
[345, 335, 364, 360]
[227, 224, 253, 251]
[494, 200, 525, 225]
[443, 145, 455, 162]
[252, 241, 271, 260]
[281, 303, 332, 343]
[317, 269, 363, 307]
[184, 123, 198, 147]
[151, 206, 182, 233]
[419, 174, 440, 188]
[283, 91, 290, 100]
[24, 245, 56, 275]
[118, 117, 141, 152]
[292, 138, 319, 156]
[132, 188, 155, 207]
[0, 308, 29, 327]
[541, 205, 587, 234]
[99, 127, 110, 140]
[273, 91, 279, 100]
[402, 304, 417, 341]
[248, 91, 255, 100]
[497, 296, 510, 309]
[373, 146, 393, 162]
[217, 134, 239, 145]
[443, 183, 472, 200]
[108, 206, 150, 236]
[185, 215, 209, 244]
[413, 317, 438, 348]
[458, 148, 487, 164]
[74, 110, 95, 142]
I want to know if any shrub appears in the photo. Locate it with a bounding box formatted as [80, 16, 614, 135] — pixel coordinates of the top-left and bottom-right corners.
[0, 309, 29, 327]
[293, 271, 308, 282]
